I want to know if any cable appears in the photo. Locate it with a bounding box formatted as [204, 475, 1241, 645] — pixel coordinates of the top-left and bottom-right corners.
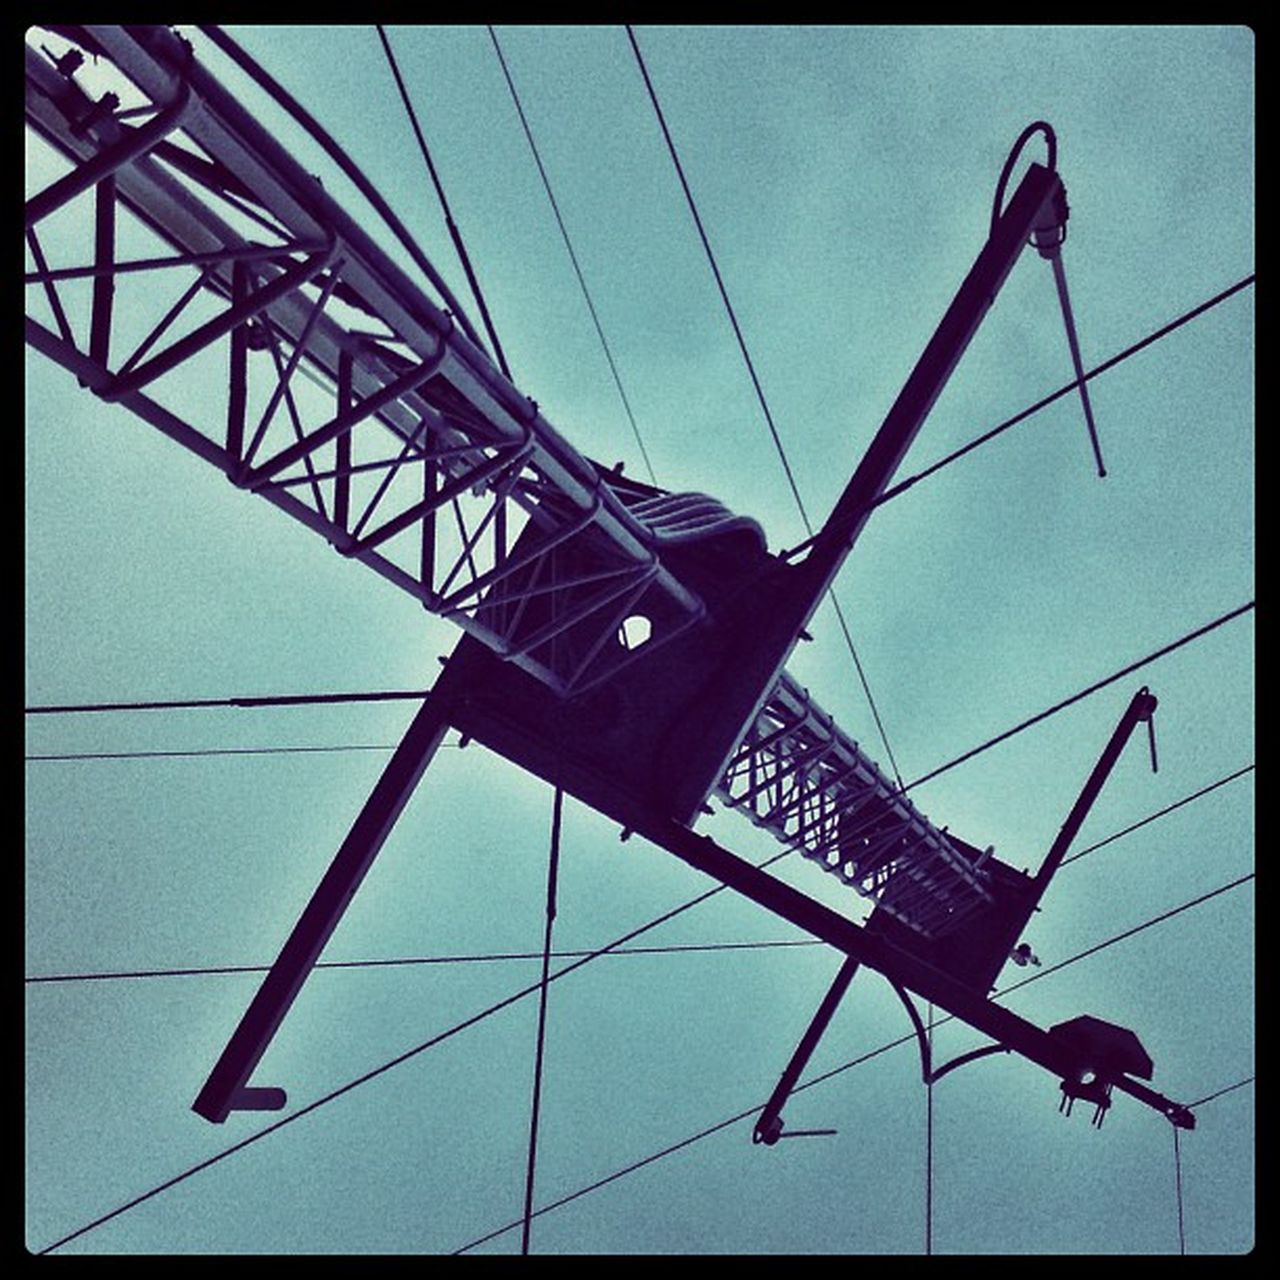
[1059, 764, 1254, 869]
[24, 938, 819, 986]
[901, 601, 1253, 793]
[24, 689, 433, 715]
[625, 24, 905, 788]
[925, 1001, 934, 1256]
[193, 25, 491, 357]
[34, 844, 790, 1255]
[1187, 1076, 1253, 1110]
[25, 743, 407, 762]
[488, 26, 657, 486]
[991, 121, 1057, 234]
[522, 785, 564, 1254]
[782, 273, 1256, 560]
[34, 804, 1250, 1257]
[376, 25, 512, 381]
[31, 755, 1248, 988]
[450, 869, 1254, 1253]
[1173, 1124, 1186, 1255]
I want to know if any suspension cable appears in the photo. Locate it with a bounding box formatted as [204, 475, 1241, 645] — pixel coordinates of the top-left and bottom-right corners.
[625, 23, 904, 788]
[376, 25, 512, 379]
[193, 25, 490, 356]
[488, 26, 657, 485]
[521, 785, 564, 1255]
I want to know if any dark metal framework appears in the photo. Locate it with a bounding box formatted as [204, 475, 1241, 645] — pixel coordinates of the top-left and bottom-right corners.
[25, 25, 1195, 1139]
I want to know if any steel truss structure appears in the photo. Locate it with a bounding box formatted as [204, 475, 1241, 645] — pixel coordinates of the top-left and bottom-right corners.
[24, 23, 970, 931]
[26, 25, 1196, 1137]
[716, 672, 994, 938]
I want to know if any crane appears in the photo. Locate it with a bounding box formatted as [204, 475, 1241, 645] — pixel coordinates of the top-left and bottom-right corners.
[25, 24, 1195, 1141]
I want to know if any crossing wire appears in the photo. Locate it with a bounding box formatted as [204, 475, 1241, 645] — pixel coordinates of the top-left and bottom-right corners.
[27, 756, 1251, 989]
[450, 871, 1254, 1254]
[22, 276, 1254, 725]
[33, 834, 1253, 1254]
[488, 25, 658, 486]
[625, 23, 906, 791]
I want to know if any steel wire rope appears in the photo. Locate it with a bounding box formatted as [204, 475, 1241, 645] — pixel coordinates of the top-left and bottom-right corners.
[192, 25, 491, 357]
[1171, 1074, 1256, 1256]
[899, 601, 1252, 794]
[27, 758, 1251, 988]
[521, 785, 564, 1254]
[1174, 1124, 1186, 1255]
[33, 817, 1253, 1253]
[450, 870, 1254, 1254]
[624, 24, 905, 790]
[488, 26, 657, 486]
[25, 938, 821, 986]
[375, 25, 512, 380]
[783, 273, 1255, 560]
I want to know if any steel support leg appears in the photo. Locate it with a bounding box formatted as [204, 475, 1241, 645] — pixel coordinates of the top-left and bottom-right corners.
[754, 955, 860, 1144]
[192, 690, 452, 1123]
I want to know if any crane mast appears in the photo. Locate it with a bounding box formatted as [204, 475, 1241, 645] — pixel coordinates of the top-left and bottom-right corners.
[25, 25, 1194, 1135]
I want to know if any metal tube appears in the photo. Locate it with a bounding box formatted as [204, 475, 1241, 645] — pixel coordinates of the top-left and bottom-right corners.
[192, 691, 452, 1123]
[754, 955, 861, 1144]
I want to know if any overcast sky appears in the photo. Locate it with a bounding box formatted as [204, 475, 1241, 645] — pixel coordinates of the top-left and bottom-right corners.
[26, 24, 1253, 1254]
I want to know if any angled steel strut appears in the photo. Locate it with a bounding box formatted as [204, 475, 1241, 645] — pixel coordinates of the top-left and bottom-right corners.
[23, 26, 1193, 1134]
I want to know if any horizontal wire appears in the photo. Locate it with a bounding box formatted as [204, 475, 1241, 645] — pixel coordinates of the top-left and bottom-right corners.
[25, 938, 819, 986]
[26, 743, 412, 762]
[451, 870, 1255, 1253]
[27, 759, 1248, 987]
[37, 816, 1251, 1254]
[24, 689, 434, 715]
[25, 606, 1254, 798]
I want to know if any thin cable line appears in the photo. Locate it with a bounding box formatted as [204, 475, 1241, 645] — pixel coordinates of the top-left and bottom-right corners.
[30, 756, 1248, 988]
[625, 23, 904, 788]
[35, 824, 1249, 1257]
[1059, 764, 1254, 868]
[902, 601, 1254, 793]
[489, 26, 657, 486]
[1187, 1076, 1254, 1110]
[521, 785, 564, 1254]
[451, 870, 1254, 1253]
[25, 743, 408, 762]
[24, 689, 433, 715]
[925, 1001, 934, 1256]
[375, 24, 512, 380]
[1174, 1125, 1186, 1256]
[34, 847, 788, 1255]
[783, 274, 1256, 560]
[24, 939, 820, 986]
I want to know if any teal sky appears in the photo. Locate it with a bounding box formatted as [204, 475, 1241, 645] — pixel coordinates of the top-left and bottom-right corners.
[26, 25, 1253, 1254]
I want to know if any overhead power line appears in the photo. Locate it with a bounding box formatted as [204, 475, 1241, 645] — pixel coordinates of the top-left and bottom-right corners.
[902, 600, 1253, 793]
[26, 759, 1251, 988]
[26, 602, 1255, 807]
[23, 274, 1253, 726]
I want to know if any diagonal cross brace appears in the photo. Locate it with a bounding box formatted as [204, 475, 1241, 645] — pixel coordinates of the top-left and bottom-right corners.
[192, 690, 451, 1123]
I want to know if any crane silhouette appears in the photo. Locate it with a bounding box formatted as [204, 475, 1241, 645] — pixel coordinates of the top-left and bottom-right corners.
[24, 25, 1203, 1150]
